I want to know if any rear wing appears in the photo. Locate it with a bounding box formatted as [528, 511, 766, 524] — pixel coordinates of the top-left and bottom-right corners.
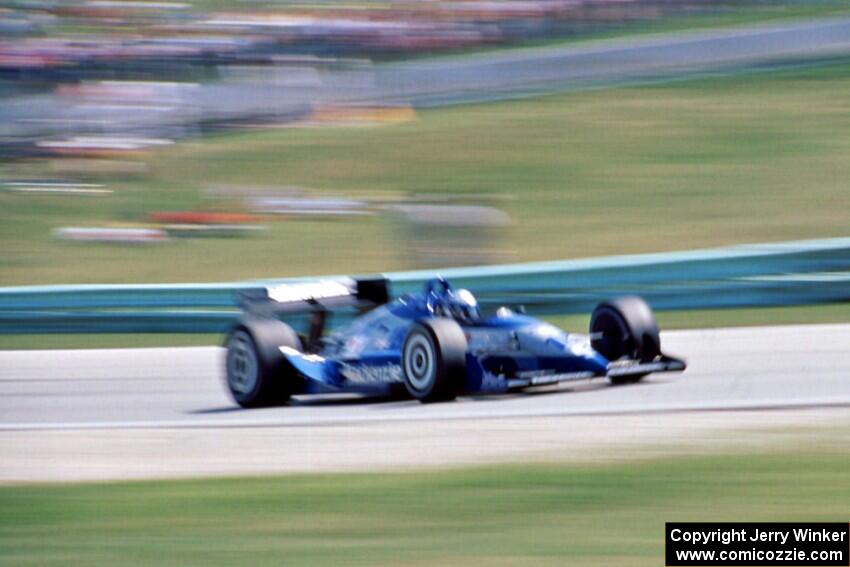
[236, 277, 390, 316]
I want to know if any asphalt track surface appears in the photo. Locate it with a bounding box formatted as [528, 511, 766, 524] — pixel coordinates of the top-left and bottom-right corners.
[3, 324, 850, 429]
[2, 324, 849, 482]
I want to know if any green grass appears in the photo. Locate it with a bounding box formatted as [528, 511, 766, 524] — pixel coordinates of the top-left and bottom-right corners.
[5, 60, 850, 285]
[3, 302, 850, 349]
[546, 302, 850, 337]
[0, 333, 221, 350]
[1, 451, 848, 566]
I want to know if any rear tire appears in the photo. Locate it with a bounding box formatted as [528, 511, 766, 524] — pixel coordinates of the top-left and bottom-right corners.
[224, 317, 303, 407]
[402, 319, 467, 403]
[590, 296, 660, 385]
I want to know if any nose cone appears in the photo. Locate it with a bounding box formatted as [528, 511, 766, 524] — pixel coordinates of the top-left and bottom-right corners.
[563, 333, 609, 374]
[580, 351, 610, 374]
[518, 325, 610, 375]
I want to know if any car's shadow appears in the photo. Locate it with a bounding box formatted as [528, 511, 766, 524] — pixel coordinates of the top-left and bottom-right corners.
[290, 394, 402, 407]
[191, 393, 401, 414]
[193, 379, 658, 414]
[191, 406, 245, 415]
[462, 382, 612, 402]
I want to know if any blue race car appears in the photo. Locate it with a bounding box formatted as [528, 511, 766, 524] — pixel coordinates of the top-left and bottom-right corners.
[224, 277, 686, 407]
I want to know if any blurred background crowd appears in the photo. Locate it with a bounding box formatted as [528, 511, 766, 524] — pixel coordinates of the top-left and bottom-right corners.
[2, 1, 773, 156]
[2, 0, 849, 284]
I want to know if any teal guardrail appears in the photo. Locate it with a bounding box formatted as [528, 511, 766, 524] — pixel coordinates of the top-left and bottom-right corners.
[1, 237, 849, 334]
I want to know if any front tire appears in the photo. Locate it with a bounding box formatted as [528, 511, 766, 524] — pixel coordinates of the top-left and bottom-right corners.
[402, 319, 467, 403]
[590, 296, 660, 385]
[225, 317, 303, 408]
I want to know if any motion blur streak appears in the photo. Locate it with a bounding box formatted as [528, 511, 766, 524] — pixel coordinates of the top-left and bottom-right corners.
[5, 15, 850, 152]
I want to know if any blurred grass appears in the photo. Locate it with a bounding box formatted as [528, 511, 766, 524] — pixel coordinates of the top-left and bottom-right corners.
[4, 60, 850, 285]
[3, 302, 850, 349]
[0, 333, 222, 350]
[547, 302, 850, 337]
[1, 451, 849, 566]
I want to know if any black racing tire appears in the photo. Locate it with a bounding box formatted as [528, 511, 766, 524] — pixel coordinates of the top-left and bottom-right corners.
[402, 319, 468, 403]
[590, 296, 661, 385]
[224, 316, 303, 408]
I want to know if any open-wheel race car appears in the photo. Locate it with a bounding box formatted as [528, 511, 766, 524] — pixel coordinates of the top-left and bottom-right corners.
[223, 277, 686, 407]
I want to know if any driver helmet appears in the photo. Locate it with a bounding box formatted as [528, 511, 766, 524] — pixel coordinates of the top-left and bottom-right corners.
[437, 288, 480, 322]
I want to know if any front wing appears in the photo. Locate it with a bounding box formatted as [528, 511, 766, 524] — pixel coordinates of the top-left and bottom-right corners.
[504, 355, 686, 390]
